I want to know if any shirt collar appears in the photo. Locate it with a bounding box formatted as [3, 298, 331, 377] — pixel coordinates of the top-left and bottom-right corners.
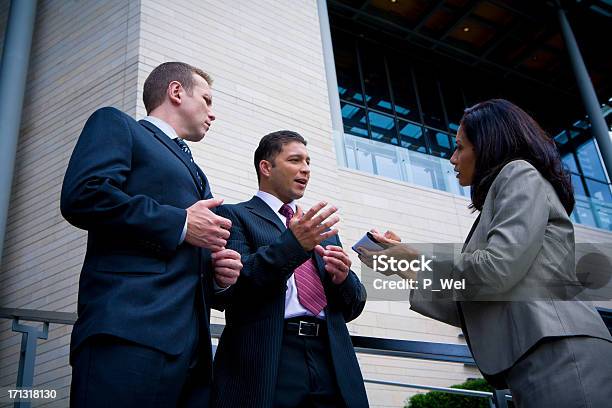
[256, 190, 297, 214]
[142, 116, 180, 140]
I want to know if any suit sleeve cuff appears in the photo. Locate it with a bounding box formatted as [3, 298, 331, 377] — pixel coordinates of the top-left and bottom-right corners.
[179, 216, 188, 244]
[213, 280, 231, 292]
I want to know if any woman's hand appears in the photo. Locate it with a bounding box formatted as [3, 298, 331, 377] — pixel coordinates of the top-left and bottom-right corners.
[357, 229, 419, 280]
[369, 228, 402, 245]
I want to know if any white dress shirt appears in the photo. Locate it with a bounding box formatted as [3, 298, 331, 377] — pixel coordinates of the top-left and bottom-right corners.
[256, 191, 326, 320]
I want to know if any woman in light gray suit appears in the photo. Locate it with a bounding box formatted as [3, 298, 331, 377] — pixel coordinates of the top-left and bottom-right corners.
[364, 99, 612, 407]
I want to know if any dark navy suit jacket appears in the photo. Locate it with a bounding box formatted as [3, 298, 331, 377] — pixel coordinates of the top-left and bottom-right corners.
[212, 196, 369, 408]
[61, 107, 215, 382]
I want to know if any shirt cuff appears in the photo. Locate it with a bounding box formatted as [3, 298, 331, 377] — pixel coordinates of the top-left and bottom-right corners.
[179, 217, 188, 244]
[213, 280, 231, 293]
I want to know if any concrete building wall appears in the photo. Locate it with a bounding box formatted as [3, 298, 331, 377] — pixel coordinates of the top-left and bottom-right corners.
[0, 1, 610, 407]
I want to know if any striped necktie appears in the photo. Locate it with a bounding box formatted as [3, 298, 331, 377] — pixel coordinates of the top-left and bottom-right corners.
[173, 138, 204, 191]
[279, 204, 327, 316]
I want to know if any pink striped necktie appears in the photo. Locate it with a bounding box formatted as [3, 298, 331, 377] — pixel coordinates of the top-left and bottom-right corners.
[279, 204, 327, 316]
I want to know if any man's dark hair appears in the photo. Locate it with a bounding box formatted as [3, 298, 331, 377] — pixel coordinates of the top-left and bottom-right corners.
[254, 130, 307, 183]
[143, 62, 213, 114]
[461, 98, 575, 214]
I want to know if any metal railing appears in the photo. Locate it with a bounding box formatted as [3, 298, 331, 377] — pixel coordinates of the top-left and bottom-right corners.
[351, 334, 511, 407]
[0, 307, 514, 407]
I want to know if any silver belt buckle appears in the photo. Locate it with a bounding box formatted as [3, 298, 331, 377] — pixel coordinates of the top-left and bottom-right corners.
[298, 321, 319, 336]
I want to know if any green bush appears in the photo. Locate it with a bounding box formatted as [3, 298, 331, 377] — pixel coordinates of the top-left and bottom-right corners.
[405, 378, 511, 408]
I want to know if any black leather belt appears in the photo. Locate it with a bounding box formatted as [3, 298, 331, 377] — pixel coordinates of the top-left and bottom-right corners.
[285, 318, 326, 337]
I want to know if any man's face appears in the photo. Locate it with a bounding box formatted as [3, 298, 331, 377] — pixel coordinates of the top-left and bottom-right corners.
[265, 142, 311, 203]
[450, 126, 476, 186]
[176, 73, 216, 142]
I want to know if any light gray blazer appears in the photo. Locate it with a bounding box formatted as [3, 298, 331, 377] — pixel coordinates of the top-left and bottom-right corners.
[410, 160, 612, 375]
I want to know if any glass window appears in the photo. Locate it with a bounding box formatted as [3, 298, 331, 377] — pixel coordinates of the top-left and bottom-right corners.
[555, 130, 569, 146]
[572, 174, 587, 198]
[595, 203, 612, 230]
[333, 32, 364, 106]
[425, 128, 453, 159]
[573, 119, 590, 130]
[407, 154, 445, 190]
[604, 106, 612, 128]
[387, 55, 420, 123]
[345, 146, 357, 169]
[355, 148, 374, 173]
[368, 111, 398, 145]
[562, 154, 579, 173]
[440, 80, 465, 133]
[585, 179, 612, 202]
[573, 200, 597, 228]
[414, 68, 446, 131]
[375, 154, 402, 180]
[341, 102, 369, 139]
[398, 120, 426, 153]
[360, 46, 393, 115]
[576, 140, 608, 182]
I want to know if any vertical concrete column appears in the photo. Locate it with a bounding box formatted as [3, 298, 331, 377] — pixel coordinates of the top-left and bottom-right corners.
[317, 0, 347, 166]
[557, 3, 612, 183]
[0, 0, 38, 264]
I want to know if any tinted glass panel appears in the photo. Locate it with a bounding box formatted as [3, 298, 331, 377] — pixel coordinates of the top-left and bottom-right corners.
[360, 46, 393, 115]
[562, 154, 578, 173]
[585, 179, 612, 202]
[345, 146, 357, 169]
[341, 102, 369, 139]
[572, 174, 587, 198]
[554, 130, 569, 147]
[368, 111, 398, 145]
[409, 155, 445, 190]
[573, 200, 597, 227]
[595, 204, 612, 230]
[425, 128, 453, 158]
[356, 149, 374, 173]
[577, 140, 607, 182]
[375, 154, 402, 180]
[441, 80, 465, 132]
[388, 55, 420, 122]
[398, 120, 426, 153]
[415, 68, 446, 130]
[333, 33, 364, 105]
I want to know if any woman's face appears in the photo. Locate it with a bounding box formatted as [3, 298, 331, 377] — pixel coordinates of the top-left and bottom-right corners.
[450, 126, 476, 186]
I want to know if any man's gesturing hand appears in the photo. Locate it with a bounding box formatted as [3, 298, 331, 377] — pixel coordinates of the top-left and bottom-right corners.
[315, 245, 351, 285]
[185, 198, 231, 252]
[289, 201, 339, 251]
[212, 249, 242, 288]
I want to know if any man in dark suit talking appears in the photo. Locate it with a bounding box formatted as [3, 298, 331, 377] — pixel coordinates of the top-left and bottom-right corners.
[61, 62, 242, 407]
[212, 131, 369, 407]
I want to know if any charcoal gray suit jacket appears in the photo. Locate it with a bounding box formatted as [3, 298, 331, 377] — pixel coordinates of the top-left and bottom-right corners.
[410, 160, 612, 375]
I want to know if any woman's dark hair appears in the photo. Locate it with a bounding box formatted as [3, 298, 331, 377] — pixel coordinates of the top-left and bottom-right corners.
[460, 99, 574, 214]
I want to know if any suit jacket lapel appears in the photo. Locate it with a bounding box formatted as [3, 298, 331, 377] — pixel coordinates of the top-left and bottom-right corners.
[245, 196, 286, 233]
[462, 214, 481, 252]
[246, 196, 326, 278]
[200, 169, 212, 199]
[139, 120, 204, 197]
